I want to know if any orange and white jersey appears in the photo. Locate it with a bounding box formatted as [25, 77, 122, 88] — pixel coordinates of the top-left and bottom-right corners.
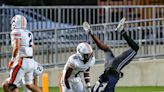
[10, 29, 33, 57]
[62, 53, 95, 80]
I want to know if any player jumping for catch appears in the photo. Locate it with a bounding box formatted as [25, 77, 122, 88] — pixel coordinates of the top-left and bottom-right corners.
[83, 17, 139, 92]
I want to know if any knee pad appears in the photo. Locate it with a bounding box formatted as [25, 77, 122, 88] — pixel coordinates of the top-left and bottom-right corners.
[8, 83, 17, 92]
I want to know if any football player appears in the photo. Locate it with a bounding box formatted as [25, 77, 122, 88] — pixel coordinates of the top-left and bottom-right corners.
[23, 61, 43, 92]
[2, 15, 41, 92]
[2, 61, 43, 92]
[59, 42, 95, 92]
[83, 18, 139, 92]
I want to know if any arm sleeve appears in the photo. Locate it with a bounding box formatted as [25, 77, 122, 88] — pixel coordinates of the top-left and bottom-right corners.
[10, 30, 22, 47]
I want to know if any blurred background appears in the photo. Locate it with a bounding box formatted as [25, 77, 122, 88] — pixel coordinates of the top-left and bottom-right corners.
[1, 0, 164, 92]
[1, 0, 164, 6]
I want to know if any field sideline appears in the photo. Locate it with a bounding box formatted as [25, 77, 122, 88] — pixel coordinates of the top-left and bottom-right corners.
[1, 86, 164, 92]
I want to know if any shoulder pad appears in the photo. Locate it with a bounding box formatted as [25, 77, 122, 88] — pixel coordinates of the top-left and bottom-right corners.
[11, 30, 21, 37]
[12, 29, 24, 32]
[72, 55, 79, 60]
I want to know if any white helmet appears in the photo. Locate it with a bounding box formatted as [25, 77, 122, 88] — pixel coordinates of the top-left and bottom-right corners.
[11, 15, 27, 30]
[76, 42, 93, 60]
[34, 62, 43, 76]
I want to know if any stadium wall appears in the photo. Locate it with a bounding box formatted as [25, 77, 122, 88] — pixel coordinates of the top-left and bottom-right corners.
[1, 59, 164, 87]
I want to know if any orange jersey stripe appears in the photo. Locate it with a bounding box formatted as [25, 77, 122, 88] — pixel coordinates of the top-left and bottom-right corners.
[21, 16, 25, 29]
[9, 58, 23, 84]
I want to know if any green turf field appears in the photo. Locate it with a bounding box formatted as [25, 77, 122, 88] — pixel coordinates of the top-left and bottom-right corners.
[1, 86, 164, 92]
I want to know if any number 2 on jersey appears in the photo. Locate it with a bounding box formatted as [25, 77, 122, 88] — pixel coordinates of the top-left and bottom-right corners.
[28, 33, 33, 47]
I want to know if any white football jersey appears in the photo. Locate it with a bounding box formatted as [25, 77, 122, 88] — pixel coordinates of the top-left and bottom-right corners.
[62, 53, 95, 79]
[10, 29, 33, 57]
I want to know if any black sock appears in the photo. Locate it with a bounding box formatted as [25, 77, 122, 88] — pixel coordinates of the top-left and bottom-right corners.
[121, 30, 139, 52]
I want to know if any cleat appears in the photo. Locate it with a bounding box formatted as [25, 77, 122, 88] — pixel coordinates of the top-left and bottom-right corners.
[115, 17, 126, 32]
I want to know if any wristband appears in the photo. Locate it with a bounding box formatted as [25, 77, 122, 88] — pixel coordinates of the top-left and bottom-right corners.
[88, 29, 94, 36]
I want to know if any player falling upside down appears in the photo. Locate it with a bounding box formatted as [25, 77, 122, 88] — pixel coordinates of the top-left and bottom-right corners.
[59, 42, 95, 92]
[83, 17, 139, 92]
[2, 15, 41, 92]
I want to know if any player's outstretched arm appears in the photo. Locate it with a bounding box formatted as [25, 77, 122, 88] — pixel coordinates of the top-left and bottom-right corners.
[8, 38, 20, 70]
[83, 22, 110, 51]
[91, 35, 110, 51]
[64, 67, 73, 89]
[12, 38, 21, 58]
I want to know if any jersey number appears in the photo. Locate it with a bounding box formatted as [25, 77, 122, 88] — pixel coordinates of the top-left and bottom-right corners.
[93, 82, 107, 92]
[37, 64, 42, 71]
[75, 71, 83, 77]
[28, 33, 32, 47]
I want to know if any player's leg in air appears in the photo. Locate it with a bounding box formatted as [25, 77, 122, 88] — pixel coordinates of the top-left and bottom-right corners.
[111, 17, 139, 71]
[96, 18, 139, 92]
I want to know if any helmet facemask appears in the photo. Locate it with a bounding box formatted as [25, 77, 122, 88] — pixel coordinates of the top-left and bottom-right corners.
[82, 53, 93, 61]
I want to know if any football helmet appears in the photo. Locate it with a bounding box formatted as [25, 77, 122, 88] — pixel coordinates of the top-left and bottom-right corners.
[76, 42, 93, 60]
[11, 15, 27, 30]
